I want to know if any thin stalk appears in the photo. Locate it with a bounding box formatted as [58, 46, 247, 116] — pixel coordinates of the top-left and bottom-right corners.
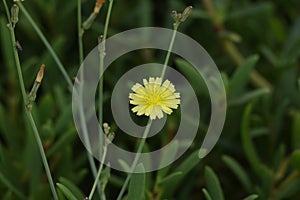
[77, 0, 100, 194]
[26, 112, 58, 200]
[88, 146, 108, 200]
[103, 0, 114, 40]
[17, 2, 73, 90]
[98, 0, 114, 138]
[116, 120, 153, 200]
[2, 1, 58, 199]
[160, 26, 178, 79]
[77, 0, 84, 64]
[93, 0, 114, 198]
[117, 21, 179, 200]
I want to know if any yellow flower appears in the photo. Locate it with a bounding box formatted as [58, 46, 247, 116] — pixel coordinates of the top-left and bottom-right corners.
[129, 77, 180, 120]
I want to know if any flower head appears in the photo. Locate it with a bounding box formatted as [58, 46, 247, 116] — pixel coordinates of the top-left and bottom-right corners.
[129, 77, 180, 120]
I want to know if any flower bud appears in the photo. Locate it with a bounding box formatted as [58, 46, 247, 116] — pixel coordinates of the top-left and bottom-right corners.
[11, 4, 19, 26]
[180, 6, 193, 22]
[36, 64, 45, 83]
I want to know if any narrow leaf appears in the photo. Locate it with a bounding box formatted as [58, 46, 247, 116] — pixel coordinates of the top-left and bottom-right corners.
[243, 194, 259, 200]
[157, 140, 179, 179]
[58, 177, 85, 200]
[241, 103, 261, 175]
[202, 188, 213, 200]
[204, 166, 224, 200]
[128, 164, 145, 200]
[222, 155, 252, 192]
[229, 55, 259, 98]
[157, 172, 183, 186]
[56, 183, 78, 200]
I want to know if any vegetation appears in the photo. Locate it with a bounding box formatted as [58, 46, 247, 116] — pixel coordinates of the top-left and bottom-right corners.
[0, 0, 299, 199]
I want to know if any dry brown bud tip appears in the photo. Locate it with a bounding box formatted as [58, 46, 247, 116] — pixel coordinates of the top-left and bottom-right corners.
[36, 64, 45, 83]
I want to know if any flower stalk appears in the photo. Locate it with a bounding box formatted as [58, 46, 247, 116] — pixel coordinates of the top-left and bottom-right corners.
[117, 6, 192, 200]
[2, 1, 58, 199]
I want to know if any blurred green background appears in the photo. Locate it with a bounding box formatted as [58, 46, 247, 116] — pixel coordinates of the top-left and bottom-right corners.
[0, 0, 300, 199]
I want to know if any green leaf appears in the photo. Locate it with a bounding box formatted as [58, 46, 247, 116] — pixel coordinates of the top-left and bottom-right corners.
[158, 150, 202, 198]
[118, 159, 131, 172]
[157, 172, 183, 186]
[56, 183, 78, 200]
[222, 155, 252, 192]
[242, 194, 259, 200]
[229, 88, 270, 106]
[176, 150, 201, 174]
[202, 188, 213, 200]
[175, 58, 208, 96]
[241, 103, 261, 175]
[290, 150, 300, 172]
[229, 55, 259, 98]
[157, 140, 179, 179]
[204, 166, 224, 200]
[101, 167, 111, 191]
[58, 177, 85, 200]
[281, 18, 300, 63]
[128, 164, 145, 200]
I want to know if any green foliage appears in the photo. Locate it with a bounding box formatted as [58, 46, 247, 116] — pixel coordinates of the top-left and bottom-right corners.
[204, 166, 224, 200]
[1, 0, 300, 199]
[127, 164, 146, 200]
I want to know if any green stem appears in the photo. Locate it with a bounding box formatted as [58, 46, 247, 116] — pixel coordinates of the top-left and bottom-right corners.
[17, 2, 73, 91]
[116, 120, 153, 200]
[26, 112, 58, 200]
[160, 26, 178, 79]
[103, 0, 114, 40]
[77, 0, 84, 65]
[77, 0, 100, 193]
[93, 0, 114, 199]
[88, 146, 108, 200]
[117, 21, 179, 200]
[98, 0, 114, 160]
[98, 0, 114, 134]
[2, 1, 58, 199]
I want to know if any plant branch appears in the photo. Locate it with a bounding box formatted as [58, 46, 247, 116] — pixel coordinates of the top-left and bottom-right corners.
[2, 1, 58, 199]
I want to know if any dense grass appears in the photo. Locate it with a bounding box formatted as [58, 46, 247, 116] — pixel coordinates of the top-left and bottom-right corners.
[0, 0, 300, 199]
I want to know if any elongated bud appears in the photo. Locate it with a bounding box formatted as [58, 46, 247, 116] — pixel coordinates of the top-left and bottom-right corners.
[11, 4, 19, 26]
[82, 0, 105, 30]
[180, 6, 193, 22]
[36, 64, 45, 83]
[94, 0, 105, 14]
[27, 64, 45, 110]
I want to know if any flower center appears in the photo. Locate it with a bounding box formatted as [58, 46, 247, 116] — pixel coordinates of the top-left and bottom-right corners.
[147, 94, 161, 105]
